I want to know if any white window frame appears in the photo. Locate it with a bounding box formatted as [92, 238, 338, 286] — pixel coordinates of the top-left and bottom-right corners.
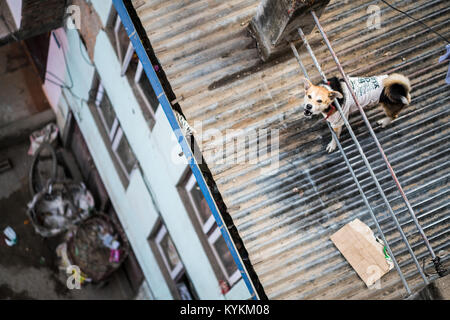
[114, 15, 135, 76]
[185, 174, 241, 286]
[114, 16, 159, 125]
[208, 227, 242, 286]
[111, 127, 135, 179]
[186, 174, 216, 234]
[114, 16, 126, 62]
[134, 62, 159, 118]
[155, 225, 184, 280]
[114, 16, 124, 62]
[95, 83, 119, 141]
[121, 44, 134, 76]
[95, 82, 134, 179]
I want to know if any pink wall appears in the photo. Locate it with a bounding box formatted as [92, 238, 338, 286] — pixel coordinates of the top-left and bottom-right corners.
[42, 28, 68, 112]
[6, 0, 22, 29]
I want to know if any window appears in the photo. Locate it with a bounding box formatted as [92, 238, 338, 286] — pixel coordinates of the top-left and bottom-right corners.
[114, 15, 133, 70]
[94, 80, 137, 180]
[112, 14, 159, 124]
[184, 174, 241, 288]
[111, 128, 136, 176]
[153, 224, 198, 300]
[135, 63, 159, 116]
[95, 84, 118, 139]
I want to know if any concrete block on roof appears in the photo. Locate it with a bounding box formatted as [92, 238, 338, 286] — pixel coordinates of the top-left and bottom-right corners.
[249, 0, 330, 61]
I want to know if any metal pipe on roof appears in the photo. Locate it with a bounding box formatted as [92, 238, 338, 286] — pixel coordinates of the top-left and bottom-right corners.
[290, 41, 412, 296]
[298, 23, 429, 285]
[310, 9, 446, 277]
[289, 42, 309, 78]
[296, 25, 429, 288]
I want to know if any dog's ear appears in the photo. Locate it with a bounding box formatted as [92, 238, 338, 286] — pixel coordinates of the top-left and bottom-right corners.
[328, 90, 343, 100]
[301, 77, 312, 90]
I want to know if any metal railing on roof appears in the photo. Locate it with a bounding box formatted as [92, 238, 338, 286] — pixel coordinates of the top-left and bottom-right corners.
[289, 9, 447, 297]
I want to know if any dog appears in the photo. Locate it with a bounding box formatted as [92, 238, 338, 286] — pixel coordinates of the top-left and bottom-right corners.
[301, 74, 411, 153]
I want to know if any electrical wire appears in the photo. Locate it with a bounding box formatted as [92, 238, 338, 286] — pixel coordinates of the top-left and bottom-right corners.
[380, 0, 450, 44]
[1, 13, 74, 91]
[2, 12, 79, 90]
[2, 6, 98, 118]
[0, 13, 81, 103]
[51, 31, 74, 89]
[34, 30, 99, 111]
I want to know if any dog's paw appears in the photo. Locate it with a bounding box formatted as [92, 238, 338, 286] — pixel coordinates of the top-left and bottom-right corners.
[326, 140, 337, 153]
[377, 117, 392, 128]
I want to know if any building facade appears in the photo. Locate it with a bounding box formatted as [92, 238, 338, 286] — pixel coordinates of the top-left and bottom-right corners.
[39, 0, 251, 300]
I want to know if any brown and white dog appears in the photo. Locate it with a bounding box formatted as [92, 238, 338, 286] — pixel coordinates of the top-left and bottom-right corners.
[301, 74, 411, 152]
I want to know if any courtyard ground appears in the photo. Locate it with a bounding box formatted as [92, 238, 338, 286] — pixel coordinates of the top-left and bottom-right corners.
[0, 141, 134, 300]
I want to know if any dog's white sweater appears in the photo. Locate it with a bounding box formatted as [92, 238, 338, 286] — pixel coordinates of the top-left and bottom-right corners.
[327, 75, 388, 128]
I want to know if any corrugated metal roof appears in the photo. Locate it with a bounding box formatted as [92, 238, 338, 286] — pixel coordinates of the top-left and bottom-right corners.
[131, 0, 450, 299]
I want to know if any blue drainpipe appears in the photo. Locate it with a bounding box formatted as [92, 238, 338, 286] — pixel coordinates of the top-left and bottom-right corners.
[113, 0, 258, 300]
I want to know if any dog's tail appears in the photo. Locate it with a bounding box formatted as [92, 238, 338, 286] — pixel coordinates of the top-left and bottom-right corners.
[383, 73, 412, 105]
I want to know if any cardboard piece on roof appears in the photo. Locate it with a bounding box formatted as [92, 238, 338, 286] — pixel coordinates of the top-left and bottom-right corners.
[330, 219, 394, 287]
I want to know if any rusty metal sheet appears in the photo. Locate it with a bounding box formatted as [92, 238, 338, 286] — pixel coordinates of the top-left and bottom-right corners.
[132, 0, 450, 299]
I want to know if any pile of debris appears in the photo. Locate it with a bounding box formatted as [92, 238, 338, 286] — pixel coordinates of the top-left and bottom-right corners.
[27, 181, 94, 237]
[58, 213, 129, 283]
[26, 123, 93, 237]
[22, 123, 129, 286]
